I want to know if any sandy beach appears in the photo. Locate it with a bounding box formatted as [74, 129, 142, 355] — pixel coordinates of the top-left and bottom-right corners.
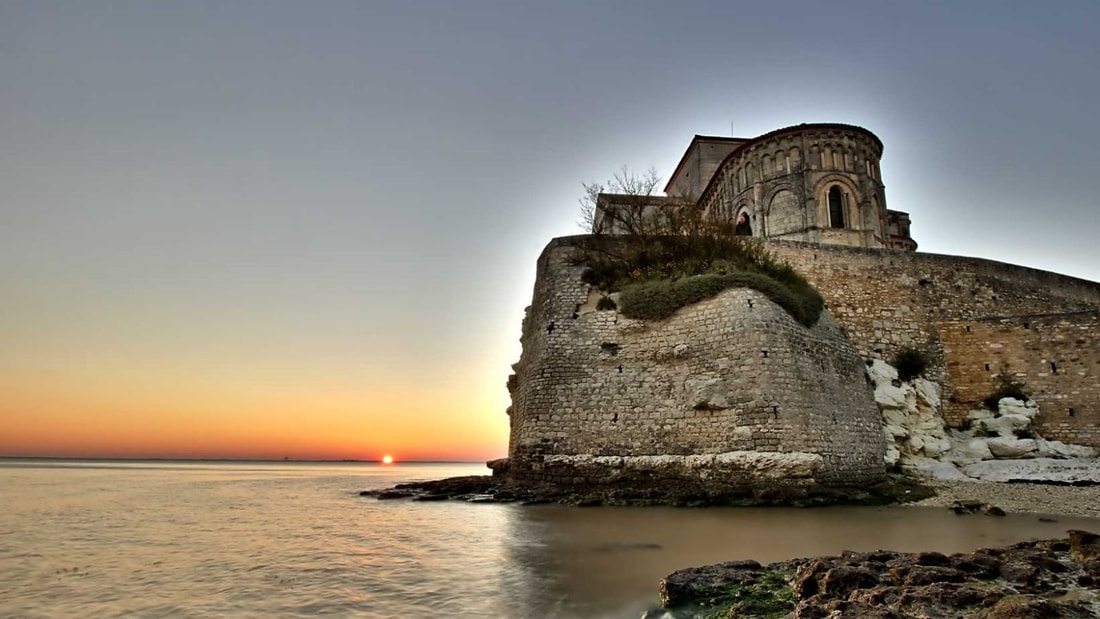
[912, 479, 1100, 519]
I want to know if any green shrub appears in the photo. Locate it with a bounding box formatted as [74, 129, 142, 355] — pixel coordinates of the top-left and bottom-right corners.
[595, 296, 617, 311]
[618, 272, 822, 327]
[577, 233, 824, 327]
[982, 371, 1030, 411]
[892, 347, 929, 382]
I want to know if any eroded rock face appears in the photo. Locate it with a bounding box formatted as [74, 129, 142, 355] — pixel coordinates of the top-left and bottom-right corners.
[659, 535, 1100, 618]
[501, 239, 886, 502]
[869, 360, 1099, 483]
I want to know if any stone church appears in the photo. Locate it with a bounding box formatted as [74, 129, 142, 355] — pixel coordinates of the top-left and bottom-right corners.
[597, 123, 917, 251]
[496, 122, 1100, 504]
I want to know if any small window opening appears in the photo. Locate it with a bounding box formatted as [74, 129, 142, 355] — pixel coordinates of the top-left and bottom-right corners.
[984, 363, 991, 371]
[828, 186, 845, 229]
[1069, 408, 1075, 417]
[735, 211, 753, 236]
[1050, 362, 1058, 374]
[965, 325, 971, 332]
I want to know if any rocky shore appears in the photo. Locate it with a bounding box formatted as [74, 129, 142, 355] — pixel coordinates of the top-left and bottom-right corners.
[657, 530, 1100, 618]
[358, 473, 935, 507]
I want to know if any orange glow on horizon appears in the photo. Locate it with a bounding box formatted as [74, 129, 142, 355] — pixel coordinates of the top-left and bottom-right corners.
[0, 364, 511, 462]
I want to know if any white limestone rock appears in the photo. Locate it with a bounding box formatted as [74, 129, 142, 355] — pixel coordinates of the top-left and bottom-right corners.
[977, 414, 1032, 437]
[921, 436, 952, 458]
[966, 409, 995, 423]
[913, 378, 941, 409]
[903, 458, 972, 481]
[875, 384, 909, 409]
[884, 424, 907, 439]
[961, 458, 1100, 484]
[882, 408, 909, 429]
[998, 397, 1038, 419]
[713, 451, 823, 479]
[866, 359, 898, 387]
[885, 444, 901, 466]
[871, 358, 1097, 483]
[1041, 440, 1098, 459]
[985, 437, 1038, 459]
[947, 437, 995, 463]
[550, 451, 824, 480]
[906, 435, 925, 453]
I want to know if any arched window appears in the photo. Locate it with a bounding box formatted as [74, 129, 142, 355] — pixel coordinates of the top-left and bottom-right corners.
[735, 210, 753, 236]
[828, 186, 845, 229]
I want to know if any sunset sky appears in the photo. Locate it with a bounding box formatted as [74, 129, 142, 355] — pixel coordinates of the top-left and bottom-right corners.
[2, 1, 1098, 461]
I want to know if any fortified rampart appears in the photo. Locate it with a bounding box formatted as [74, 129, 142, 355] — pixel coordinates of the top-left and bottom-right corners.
[498, 237, 886, 502]
[501, 123, 1099, 503]
[767, 242, 1100, 446]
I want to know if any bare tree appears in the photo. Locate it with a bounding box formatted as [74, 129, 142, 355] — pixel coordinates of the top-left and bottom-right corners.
[577, 166, 663, 233]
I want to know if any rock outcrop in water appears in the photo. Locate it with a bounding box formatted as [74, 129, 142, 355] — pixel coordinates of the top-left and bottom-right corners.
[658, 530, 1100, 618]
[359, 472, 932, 507]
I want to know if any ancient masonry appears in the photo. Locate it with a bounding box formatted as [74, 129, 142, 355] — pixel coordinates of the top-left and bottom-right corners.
[495, 123, 1100, 499]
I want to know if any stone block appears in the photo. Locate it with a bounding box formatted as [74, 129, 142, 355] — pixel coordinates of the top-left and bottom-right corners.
[985, 437, 1038, 459]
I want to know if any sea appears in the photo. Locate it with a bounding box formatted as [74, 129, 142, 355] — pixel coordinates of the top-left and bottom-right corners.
[3, 459, 1099, 618]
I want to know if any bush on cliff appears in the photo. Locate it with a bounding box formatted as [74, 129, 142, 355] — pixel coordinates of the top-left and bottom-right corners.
[983, 370, 1030, 411]
[619, 271, 821, 327]
[577, 232, 823, 327]
[892, 347, 930, 382]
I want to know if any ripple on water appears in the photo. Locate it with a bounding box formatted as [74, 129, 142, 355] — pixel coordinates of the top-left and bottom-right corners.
[3, 461, 1100, 618]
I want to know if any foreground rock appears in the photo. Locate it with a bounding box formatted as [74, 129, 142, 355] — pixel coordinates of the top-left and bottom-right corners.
[359, 473, 935, 507]
[659, 531, 1100, 618]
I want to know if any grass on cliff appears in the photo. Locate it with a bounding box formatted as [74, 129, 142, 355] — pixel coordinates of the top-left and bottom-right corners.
[579, 230, 823, 327]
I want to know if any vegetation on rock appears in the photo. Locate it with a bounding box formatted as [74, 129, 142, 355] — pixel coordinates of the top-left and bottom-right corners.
[892, 346, 930, 382]
[595, 295, 617, 311]
[702, 570, 794, 619]
[660, 532, 1100, 618]
[617, 270, 821, 326]
[575, 169, 824, 327]
[983, 368, 1031, 411]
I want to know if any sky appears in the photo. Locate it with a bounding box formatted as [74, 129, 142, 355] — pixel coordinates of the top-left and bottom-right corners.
[2, 1, 1098, 461]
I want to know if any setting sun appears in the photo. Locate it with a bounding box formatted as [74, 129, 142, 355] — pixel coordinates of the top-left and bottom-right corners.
[381, 455, 394, 465]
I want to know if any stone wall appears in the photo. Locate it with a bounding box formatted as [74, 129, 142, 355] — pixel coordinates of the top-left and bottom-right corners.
[940, 312, 1100, 446]
[767, 241, 1100, 446]
[504, 237, 885, 495]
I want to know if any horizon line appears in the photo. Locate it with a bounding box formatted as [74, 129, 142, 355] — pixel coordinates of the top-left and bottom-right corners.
[0, 455, 492, 464]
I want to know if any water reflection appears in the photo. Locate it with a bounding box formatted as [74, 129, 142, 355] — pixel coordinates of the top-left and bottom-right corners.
[501, 504, 1100, 618]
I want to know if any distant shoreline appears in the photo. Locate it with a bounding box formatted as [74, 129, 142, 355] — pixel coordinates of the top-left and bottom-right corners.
[0, 456, 489, 465]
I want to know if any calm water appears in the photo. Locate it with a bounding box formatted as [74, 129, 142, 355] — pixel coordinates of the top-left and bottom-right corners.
[3, 460, 1099, 618]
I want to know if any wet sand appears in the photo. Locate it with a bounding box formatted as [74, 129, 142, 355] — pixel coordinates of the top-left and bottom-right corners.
[911, 479, 1100, 519]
